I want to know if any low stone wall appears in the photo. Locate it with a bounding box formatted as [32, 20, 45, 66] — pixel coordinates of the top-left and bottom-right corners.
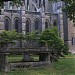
[10, 61, 51, 70]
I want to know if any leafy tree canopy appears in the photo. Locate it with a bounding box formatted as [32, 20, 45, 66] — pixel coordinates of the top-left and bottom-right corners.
[39, 27, 69, 61]
[0, 30, 24, 47]
[62, 0, 75, 23]
[39, 27, 64, 50]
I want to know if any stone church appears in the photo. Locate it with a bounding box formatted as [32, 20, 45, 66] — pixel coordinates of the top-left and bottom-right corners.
[0, 0, 74, 53]
[0, 0, 58, 34]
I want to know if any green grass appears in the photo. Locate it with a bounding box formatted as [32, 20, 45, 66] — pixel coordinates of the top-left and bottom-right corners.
[0, 54, 75, 75]
[8, 55, 39, 62]
[8, 55, 23, 62]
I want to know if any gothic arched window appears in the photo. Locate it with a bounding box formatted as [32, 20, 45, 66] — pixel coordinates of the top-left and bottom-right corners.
[35, 20, 39, 30]
[4, 18, 10, 31]
[45, 21, 48, 29]
[53, 21, 57, 26]
[15, 19, 19, 32]
[26, 20, 30, 34]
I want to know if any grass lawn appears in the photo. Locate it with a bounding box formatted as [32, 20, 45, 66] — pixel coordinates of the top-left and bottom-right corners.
[8, 55, 39, 62]
[8, 55, 23, 62]
[0, 54, 75, 75]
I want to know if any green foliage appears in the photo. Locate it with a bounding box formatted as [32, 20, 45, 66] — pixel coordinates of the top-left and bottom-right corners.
[0, 0, 4, 9]
[0, 30, 23, 47]
[39, 27, 63, 49]
[25, 32, 37, 40]
[63, 43, 69, 55]
[39, 27, 69, 61]
[62, 0, 75, 23]
[25, 32, 40, 40]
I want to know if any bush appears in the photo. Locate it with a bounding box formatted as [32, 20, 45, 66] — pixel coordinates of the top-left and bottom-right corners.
[39, 27, 69, 62]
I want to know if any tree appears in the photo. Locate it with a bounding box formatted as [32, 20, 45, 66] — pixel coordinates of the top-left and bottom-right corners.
[62, 0, 75, 23]
[39, 27, 69, 62]
[0, 30, 23, 48]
